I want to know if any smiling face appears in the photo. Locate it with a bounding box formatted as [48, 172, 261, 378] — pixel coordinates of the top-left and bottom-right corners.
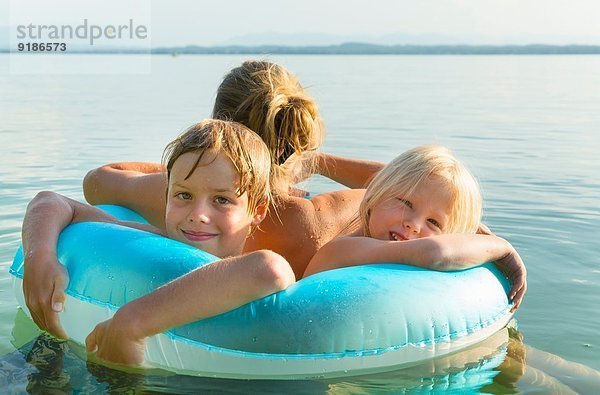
[367, 176, 453, 241]
[165, 150, 266, 258]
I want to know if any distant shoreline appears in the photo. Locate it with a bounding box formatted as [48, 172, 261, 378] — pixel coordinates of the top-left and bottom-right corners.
[3, 43, 600, 55]
[154, 44, 600, 55]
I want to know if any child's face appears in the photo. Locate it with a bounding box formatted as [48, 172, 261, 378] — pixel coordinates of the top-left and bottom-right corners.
[165, 150, 266, 258]
[368, 176, 453, 241]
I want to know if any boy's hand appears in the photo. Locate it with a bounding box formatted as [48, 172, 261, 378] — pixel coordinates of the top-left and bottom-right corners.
[23, 253, 69, 339]
[494, 249, 527, 312]
[86, 317, 146, 366]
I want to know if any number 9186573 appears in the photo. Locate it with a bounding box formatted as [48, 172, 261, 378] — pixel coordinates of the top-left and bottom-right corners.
[17, 43, 67, 52]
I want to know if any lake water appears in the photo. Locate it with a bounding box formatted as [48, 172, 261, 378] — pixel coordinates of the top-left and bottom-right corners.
[0, 54, 599, 393]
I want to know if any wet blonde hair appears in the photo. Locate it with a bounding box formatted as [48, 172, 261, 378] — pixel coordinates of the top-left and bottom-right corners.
[212, 60, 324, 195]
[360, 145, 482, 236]
[162, 119, 271, 214]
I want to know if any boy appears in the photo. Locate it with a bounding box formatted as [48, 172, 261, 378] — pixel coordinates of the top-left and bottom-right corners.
[22, 119, 295, 365]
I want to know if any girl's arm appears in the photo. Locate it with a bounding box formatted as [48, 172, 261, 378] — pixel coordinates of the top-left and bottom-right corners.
[86, 250, 295, 365]
[305, 234, 514, 273]
[304, 234, 526, 310]
[22, 191, 163, 338]
[315, 153, 385, 188]
[83, 162, 167, 229]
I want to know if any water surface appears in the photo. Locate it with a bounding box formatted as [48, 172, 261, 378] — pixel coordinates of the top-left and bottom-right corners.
[1, 54, 599, 393]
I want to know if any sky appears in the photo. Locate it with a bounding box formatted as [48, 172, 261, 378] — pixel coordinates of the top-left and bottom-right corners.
[1, 0, 599, 47]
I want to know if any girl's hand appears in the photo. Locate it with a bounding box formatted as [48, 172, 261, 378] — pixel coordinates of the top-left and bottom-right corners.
[477, 223, 495, 236]
[85, 316, 146, 366]
[23, 252, 69, 339]
[494, 249, 528, 312]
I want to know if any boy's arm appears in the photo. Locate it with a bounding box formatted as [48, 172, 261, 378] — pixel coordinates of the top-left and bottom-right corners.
[22, 191, 77, 339]
[22, 191, 163, 338]
[86, 250, 295, 365]
[83, 162, 167, 229]
[304, 234, 526, 309]
[315, 153, 385, 188]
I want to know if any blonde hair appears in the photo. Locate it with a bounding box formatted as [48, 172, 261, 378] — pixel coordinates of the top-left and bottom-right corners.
[212, 60, 324, 195]
[162, 119, 271, 214]
[360, 145, 482, 236]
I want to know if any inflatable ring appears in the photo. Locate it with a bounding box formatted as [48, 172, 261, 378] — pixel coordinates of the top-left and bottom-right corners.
[10, 205, 514, 379]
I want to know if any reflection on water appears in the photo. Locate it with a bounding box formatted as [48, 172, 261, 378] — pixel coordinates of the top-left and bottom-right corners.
[2, 312, 599, 394]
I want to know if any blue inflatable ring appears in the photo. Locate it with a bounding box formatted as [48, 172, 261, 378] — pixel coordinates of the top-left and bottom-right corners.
[10, 205, 513, 379]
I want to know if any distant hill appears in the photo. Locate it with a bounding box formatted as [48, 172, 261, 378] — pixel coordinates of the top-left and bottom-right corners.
[153, 43, 600, 55]
[2, 26, 599, 53]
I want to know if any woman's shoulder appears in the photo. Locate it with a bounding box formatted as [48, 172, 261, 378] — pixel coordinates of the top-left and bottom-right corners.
[245, 189, 365, 277]
[267, 189, 365, 244]
[275, 189, 365, 225]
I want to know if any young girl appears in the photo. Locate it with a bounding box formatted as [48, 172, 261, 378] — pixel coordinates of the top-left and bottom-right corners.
[304, 145, 527, 310]
[22, 120, 295, 362]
